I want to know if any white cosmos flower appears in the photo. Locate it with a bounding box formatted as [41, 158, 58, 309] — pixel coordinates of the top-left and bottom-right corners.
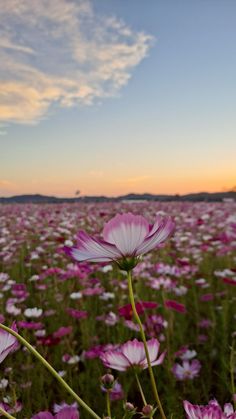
[24, 308, 43, 318]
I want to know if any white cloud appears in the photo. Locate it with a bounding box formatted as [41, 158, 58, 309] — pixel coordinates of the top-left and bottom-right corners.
[0, 0, 153, 124]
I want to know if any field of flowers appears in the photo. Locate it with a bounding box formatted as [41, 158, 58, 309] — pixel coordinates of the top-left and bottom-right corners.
[0, 201, 236, 418]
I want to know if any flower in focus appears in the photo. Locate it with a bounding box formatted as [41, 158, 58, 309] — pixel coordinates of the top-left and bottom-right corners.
[64, 213, 174, 270]
[100, 338, 165, 371]
[183, 399, 236, 418]
[0, 323, 19, 364]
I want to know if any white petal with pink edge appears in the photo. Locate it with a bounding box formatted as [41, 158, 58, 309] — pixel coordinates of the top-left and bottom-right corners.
[145, 338, 160, 362]
[122, 339, 146, 365]
[100, 351, 130, 371]
[71, 231, 121, 262]
[103, 213, 149, 256]
[183, 401, 201, 419]
[136, 218, 174, 256]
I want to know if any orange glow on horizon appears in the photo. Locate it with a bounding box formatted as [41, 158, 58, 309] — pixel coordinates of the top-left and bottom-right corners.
[1, 175, 235, 198]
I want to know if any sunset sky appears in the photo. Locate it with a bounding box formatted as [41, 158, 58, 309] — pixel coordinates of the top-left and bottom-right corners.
[1, 0, 236, 197]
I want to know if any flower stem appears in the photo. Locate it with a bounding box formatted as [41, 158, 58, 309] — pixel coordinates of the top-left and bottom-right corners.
[135, 372, 147, 406]
[0, 324, 101, 419]
[0, 407, 16, 419]
[106, 390, 111, 418]
[127, 271, 166, 419]
[230, 339, 236, 409]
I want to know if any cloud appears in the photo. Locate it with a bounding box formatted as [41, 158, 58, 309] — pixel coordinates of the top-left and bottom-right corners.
[0, 0, 153, 124]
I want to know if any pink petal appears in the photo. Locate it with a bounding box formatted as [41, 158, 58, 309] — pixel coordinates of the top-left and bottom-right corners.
[136, 217, 174, 256]
[122, 339, 146, 365]
[100, 351, 130, 371]
[66, 231, 121, 262]
[148, 350, 166, 368]
[103, 213, 149, 256]
[146, 338, 160, 363]
[183, 401, 201, 419]
[32, 412, 54, 419]
[0, 324, 18, 364]
[56, 407, 79, 419]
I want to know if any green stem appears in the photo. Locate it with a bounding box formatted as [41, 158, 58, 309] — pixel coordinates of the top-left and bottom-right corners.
[0, 324, 101, 419]
[135, 372, 147, 406]
[230, 340, 236, 409]
[0, 407, 16, 419]
[127, 271, 166, 419]
[106, 391, 111, 418]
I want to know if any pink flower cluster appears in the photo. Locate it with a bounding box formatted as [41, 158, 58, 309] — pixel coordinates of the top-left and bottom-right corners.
[184, 399, 236, 418]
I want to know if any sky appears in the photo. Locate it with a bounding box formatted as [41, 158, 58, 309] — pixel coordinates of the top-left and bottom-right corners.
[1, 0, 236, 197]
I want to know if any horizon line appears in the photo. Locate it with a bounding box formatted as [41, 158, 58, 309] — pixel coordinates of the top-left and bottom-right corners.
[1, 190, 236, 199]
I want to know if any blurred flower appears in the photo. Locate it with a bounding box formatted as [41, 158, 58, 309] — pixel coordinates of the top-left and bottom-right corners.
[53, 326, 72, 339]
[18, 321, 44, 330]
[164, 300, 186, 314]
[0, 378, 8, 389]
[0, 400, 22, 414]
[172, 359, 201, 381]
[53, 402, 78, 414]
[118, 301, 158, 320]
[32, 405, 79, 419]
[70, 292, 82, 300]
[62, 354, 80, 364]
[24, 308, 43, 318]
[66, 308, 88, 320]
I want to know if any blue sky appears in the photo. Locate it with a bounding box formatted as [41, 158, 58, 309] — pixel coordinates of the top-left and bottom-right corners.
[1, 0, 236, 196]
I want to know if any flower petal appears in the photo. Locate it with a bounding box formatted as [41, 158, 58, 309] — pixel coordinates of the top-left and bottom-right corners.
[122, 339, 146, 365]
[146, 338, 160, 363]
[100, 351, 130, 371]
[136, 217, 174, 256]
[65, 231, 121, 262]
[0, 323, 18, 364]
[183, 400, 201, 419]
[103, 213, 149, 256]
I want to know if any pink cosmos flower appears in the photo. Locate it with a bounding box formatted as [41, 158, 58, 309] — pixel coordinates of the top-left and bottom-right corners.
[0, 322, 19, 364]
[172, 359, 201, 381]
[100, 338, 165, 371]
[164, 299, 186, 314]
[53, 326, 72, 339]
[0, 401, 22, 415]
[65, 213, 174, 270]
[17, 321, 44, 330]
[66, 308, 88, 320]
[183, 399, 236, 418]
[53, 402, 78, 414]
[118, 301, 158, 320]
[32, 406, 79, 419]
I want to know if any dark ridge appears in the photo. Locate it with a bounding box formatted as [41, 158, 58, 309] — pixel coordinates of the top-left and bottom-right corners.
[0, 191, 236, 203]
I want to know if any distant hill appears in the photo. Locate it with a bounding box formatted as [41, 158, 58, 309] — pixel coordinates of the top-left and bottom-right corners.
[0, 191, 236, 203]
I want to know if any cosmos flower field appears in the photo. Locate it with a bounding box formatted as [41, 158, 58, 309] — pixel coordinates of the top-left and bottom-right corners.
[0, 201, 236, 418]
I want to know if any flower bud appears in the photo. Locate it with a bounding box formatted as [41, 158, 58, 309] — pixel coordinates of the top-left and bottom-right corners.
[141, 404, 155, 417]
[124, 402, 135, 411]
[101, 374, 115, 389]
